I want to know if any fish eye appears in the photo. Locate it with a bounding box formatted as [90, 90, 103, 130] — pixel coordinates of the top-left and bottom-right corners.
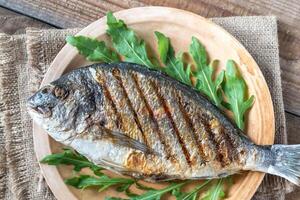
[53, 86, 69, 100]
[41, 86, 53, 94]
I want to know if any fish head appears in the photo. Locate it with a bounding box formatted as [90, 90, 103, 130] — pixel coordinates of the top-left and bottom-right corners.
[27, 69, 102, 142]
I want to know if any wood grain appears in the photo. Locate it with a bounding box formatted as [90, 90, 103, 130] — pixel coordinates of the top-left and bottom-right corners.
[281, 59, 300, 115]
[286, 112, 300, 200]
[1, 0, 299, 116]
[0, 7, 51, 34]
[287, 112, 300, 145]
[0, 6, 20, 16]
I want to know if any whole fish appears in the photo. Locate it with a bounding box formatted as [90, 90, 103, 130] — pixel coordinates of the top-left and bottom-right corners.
[27, 62, 300, 185]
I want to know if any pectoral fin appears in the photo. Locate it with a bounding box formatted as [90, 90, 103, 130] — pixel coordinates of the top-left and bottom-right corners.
[100, 126, 155, 155]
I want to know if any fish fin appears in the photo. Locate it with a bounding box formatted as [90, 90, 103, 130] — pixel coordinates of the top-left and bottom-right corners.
[100, 126, 155, 155]
[100, 159, 144, 178]
[101, 159, 131, 172]
[262, 145, 300, 185]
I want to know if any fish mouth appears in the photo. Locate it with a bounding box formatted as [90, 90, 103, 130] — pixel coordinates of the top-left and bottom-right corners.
[27, 102, 52, 118]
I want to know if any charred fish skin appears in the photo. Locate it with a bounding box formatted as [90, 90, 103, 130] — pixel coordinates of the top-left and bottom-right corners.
[84, 63, 246, 177]
[28, 62, 300, 185]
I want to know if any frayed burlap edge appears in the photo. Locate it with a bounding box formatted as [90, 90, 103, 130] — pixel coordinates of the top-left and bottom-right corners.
[26, 29, 49, 93]
[0, 34, 8, 200]
[0, 33, 30, 200]
[26, 28, 79, 93]
[0, 33, 55, 200]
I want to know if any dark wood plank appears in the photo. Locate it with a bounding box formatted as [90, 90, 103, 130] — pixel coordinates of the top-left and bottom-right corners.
[5, 0, 298, 58]
[281, 59, 300, 116]
[285, 112, 300, 200]
[286, 112, 300, 144]
[0, 7, 52, 34]
[1, 0, 298, 58]
[1, 0, 299, 115]
[0, 5, 21, 16]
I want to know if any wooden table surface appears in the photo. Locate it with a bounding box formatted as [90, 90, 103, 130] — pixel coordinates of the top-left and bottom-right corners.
[0, 1, 299, 199]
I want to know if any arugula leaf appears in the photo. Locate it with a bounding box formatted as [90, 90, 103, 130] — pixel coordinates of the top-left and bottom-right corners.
[155, 31, 169, 64]
[131, 181, 188, 200]
[155, 31, 192, 85]
[135, 182, 155, 191]
[106, 12, 155, 69]
[40, 149, 102, 173]
[65, 174, 135, 192]
[105, 198, 128, 200]
[174, 180, 211, 200]
[202, 179, 225, 200]
[66, 35, 119, 62]
[189, 37, 224, 107]
[222, 60, 255, 130]
[116, 183, 138, 197]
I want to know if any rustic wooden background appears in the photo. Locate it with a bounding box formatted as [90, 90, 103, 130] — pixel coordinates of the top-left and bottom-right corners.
[0, 0, 299, 199]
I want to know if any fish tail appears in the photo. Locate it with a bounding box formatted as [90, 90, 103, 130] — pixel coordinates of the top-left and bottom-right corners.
[256, 144, 300, 185]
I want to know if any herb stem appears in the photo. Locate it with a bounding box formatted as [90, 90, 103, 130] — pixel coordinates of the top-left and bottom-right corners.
[182, 180, 211, 200]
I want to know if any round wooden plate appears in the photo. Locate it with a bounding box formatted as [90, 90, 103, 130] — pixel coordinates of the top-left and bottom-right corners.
[33, 6, 275, 200]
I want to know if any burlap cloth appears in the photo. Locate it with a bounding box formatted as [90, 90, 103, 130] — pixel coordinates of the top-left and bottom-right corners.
[0, 16, 291, 200]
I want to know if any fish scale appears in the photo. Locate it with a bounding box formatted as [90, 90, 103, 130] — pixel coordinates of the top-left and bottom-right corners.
[94, 72, 123, 131]
[118, 70, 165, 159]
[27, 62, 300, 185]
[177, 91, 236, 167]
[97, 67, 243, 174]
[176, 93, 209, 164]
[135, 74, 187, 172]
[130, 72, 179, 166]
[100, 69, 144, 142]
[150, 79, 204, 168]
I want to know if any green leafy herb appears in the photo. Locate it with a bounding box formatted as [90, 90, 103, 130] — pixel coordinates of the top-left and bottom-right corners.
[155, 31, 169, 64]
[173, 180, 211, 200]
[222, 60, 255, 130]
[189, 37, 224, 107]
[155, 31, 192, 85]
[105, 198, 128, 200]
[65, 174, 135, 192]
[131, 181, 188, 200]
[106, 12, 155, 69]
[66, 35, 119, 62]
[40, 148, 103, 174]
[202, 179, 225, 200]
[135, 182, 155, 191]
[116, 183, 139, 197]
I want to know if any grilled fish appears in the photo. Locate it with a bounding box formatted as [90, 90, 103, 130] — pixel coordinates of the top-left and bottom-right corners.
[27, 62, 300, 185]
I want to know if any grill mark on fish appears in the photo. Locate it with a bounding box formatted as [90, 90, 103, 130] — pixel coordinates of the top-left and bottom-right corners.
[201, 112, 231, 167]
[199, 112, 224, 166]
[103, 70, 141, 140]
[220, 127, 235, 163]
[214, 126, 231, 166]
[111, 69, 148, 146]
[150, 80, 193, 167]
[131, 73, 174, 162]
[95, 72, 122, 130]
[208, 118, 234, 165]
[176, 94, 208, 164]
[160, 87, 203, 167]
